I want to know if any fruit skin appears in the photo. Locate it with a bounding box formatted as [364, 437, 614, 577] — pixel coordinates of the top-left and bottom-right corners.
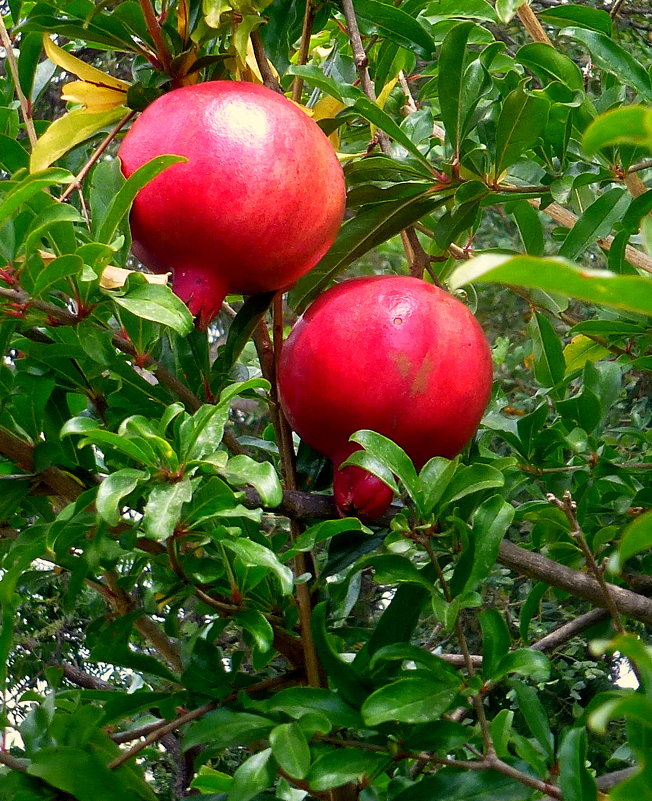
[118, 81, 346, 328]
[278, 276, 493, 518]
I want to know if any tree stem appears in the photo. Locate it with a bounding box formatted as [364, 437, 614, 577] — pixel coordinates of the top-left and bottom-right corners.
[0, 12, 37, 149]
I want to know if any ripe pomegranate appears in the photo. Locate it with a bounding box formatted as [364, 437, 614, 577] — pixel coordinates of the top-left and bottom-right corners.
[278, 276, 493, 519]
[118, 81, 345, 328]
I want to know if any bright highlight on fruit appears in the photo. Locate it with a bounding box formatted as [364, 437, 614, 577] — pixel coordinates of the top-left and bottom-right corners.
[278, 276, 494, 519]
[118, 81, 346, 328]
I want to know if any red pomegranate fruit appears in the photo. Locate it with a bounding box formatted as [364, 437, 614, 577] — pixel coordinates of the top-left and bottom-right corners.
[278, 276, 493, 519]
[118, 81, 346, 328]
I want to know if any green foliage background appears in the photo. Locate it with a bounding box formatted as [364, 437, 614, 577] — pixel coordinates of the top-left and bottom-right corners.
[0, 0, 651, 799]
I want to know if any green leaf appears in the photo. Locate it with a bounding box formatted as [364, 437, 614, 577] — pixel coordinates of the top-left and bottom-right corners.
[290, 191, 444, 311]
[307, 749, 389, 792]
[223, 538, 293, 595]
[391, 766, 534, 801]
[582, 106, 652, 155]
[560, 28, 652, 101]
[368, 644, 461, 685]
[362, 676, 458, 724]
[235, 608, 274, 652]
[449, 254, 652, 316]
[558, 188, 630, 261]
[479, 608, 511, 679]
[538, 4, 612, 35]
[507, 199, 544, 256]
[613, 511, 652, 572]
[495, 0, 525, 24]
[516, 42, 584, 91]
[494, 85, 550, 178]
[361, 554, 437, 592]
[29, 253, 83, 298]
[349, 430, 420, 506]
[558, 728, 598, 801]
[492, 649, 551, 683]
[438, 21, 476, 158]
[418, 456, 460, 515]
[183, 709, 275, 752]
[0, 168, 74, 228]
[441, 464, 505, 506]
[528, 311, 565, 389]
[311, 602, 370, 707]
[190, 766, 233, 794]
[30, 108, 128, 174]
[220, 455, 282, 507]
[96, 468, 147, 525]
[519, 581, 548, 641]
[229, 748, 276, 801]
[509, 680, 554, 757]
[22, 204, 84, 259]
[354, 0, 435, 58]
[491, 709, 514, 759]
[97, 154, 185, 247]
[142, 478, 193, 540]
[111, 277, 194, 336]
[283, 518, 371, 562]
[269, 722, 311, 779]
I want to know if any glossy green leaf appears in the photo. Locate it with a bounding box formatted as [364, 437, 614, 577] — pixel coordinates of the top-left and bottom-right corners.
[96, 468, 147, 525]
[438, 21, 475, 158]
[491, 709, 514, 759]
[362, 676, 458, 724]
[0, 168, 74, 228]
[307, 749, 388, 792]
[269, 722, 311, 779]
[235, 607, 274, 652]
[349, 429, 420, 505]
[229, 748, 275, 801]
[516, 43, 584, 91]
[283, 518, 372, 562]
[111, 279, 194, 336]
[354, 0, 435, 58]
[492, 648, 550, 683]
[142, 477, 192, 540]
[495, 0, 525, 24]
[223, 538, 293, 595]
[528, 311, 564, 389]
[22, 204, 84, 258]
[558, 188, 630, 260]
[582, 105, 652, 155]
[494, 84, 550, 178]
[290, 191, 445, 311]
[190, 766, 233, 794]
[558, 728, 598, 801]
[612, 511, 652, 573]
[560, 27, 652, 101]
[221, 455, 282, 507]
[449, 254, 652, 316]
[538, 4, 612, 35]
[509, 679, 554, 757]
[479, 608, 510, 679]
[96, 154, 185, 247]
[507, 199, 544, 256]
[441, 463, 505, 506]
[183, 709, 275, 752]
[391, 766, 534, 801]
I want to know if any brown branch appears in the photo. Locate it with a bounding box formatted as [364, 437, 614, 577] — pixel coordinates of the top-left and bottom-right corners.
[517, 3, 553, 45]
[250, 29, 282, 93]
[0, 14, 37, 149]
[242, 488, 652, 626]
[627, 159, 652, 174]
[529, 198, 652, 274]
[0, 751, 28, 772]
[291, 0, 316, 102]
[547, 492, 626, 634]
[108, 670, 301, 769]
[138, 0, 173, 75]
[530, 609, 610, 651]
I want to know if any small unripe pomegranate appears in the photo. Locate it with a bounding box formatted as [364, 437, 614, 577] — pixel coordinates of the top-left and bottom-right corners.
[118, 81, 346, 328]
[278, 276, 493, 519]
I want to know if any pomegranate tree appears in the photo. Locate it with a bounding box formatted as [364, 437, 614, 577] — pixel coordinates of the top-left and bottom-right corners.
[278, 276, 493, 519]
[118, 81, 345, 328]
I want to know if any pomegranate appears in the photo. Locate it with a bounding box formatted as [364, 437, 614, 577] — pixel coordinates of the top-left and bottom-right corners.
[278, 276, 493, 519]
[118, 81, 346, 328]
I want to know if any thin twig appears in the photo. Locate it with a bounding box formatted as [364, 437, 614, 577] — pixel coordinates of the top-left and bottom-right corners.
[250, 29, 282, 93]
[0, 751, 28, 772]
[0, 13, 37, 149]
[60, 111, 135, 202]
[547, 491, 626, 635]
[108, 671, 300, 769]
[292, 0, 316, 102]
[138, 0, 173, 75]
[610, 0, 628, 19]
[627, 159, 652, 174]
[531, 609, 609, 652]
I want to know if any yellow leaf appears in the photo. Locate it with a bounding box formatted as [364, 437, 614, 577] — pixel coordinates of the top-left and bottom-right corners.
[563, 335, 611, 374]
[377, 76, 399, 110]
[100, 266, 169, 290]
[43, 36, 129, 92]
[61, 80, 128, 113]
[30, 107, 128, 173]
[309, 95, 346, 151]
